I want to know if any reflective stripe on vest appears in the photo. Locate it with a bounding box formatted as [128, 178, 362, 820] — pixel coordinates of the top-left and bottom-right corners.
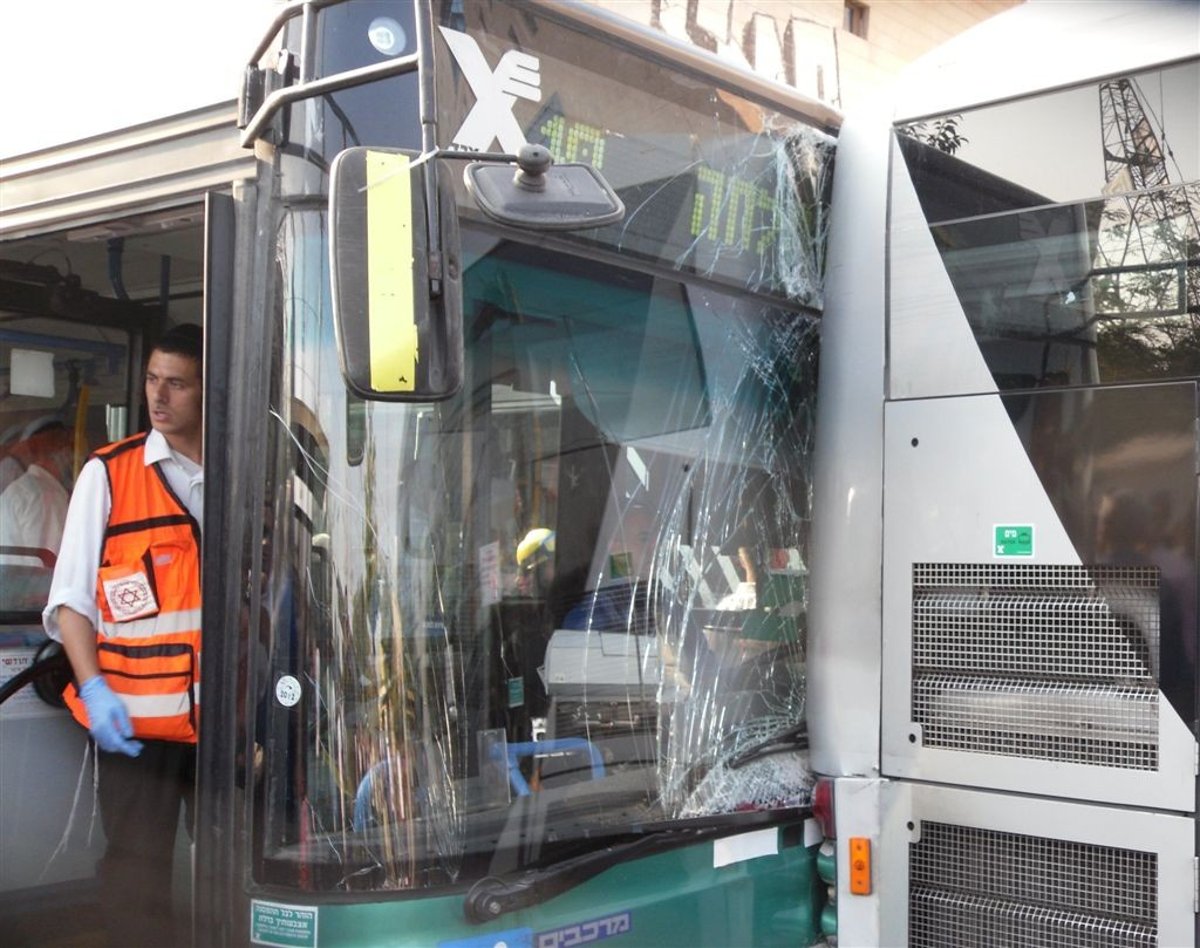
[97, 606, 203, 639]
[62, 433, 202, 744]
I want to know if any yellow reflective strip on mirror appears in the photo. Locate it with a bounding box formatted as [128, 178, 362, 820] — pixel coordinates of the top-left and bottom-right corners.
[366, 151, 417, 392]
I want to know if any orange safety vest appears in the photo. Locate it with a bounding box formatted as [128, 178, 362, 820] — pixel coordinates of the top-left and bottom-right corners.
[62, 433, 202, 743]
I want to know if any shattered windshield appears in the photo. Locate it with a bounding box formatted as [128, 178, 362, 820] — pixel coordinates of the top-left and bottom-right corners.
[257, 227, 821, 892]
[252, 4, 833, 895]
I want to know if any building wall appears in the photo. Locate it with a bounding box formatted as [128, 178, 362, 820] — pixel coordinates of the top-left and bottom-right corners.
[585, 0, 1022, 112]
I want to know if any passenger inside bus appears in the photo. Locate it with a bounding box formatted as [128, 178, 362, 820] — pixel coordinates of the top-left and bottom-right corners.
[0, 417, 73, 566]
[0, 422, 24, 495]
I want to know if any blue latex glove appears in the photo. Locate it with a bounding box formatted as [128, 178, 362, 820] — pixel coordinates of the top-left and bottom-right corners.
[78, 676, 143, 757]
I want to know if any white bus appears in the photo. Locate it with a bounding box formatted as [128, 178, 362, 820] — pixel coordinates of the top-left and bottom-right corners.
[810, 1, 1199, 943]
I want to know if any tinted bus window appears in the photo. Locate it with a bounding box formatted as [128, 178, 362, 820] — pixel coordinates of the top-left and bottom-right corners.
[898, 61, 1200, 390]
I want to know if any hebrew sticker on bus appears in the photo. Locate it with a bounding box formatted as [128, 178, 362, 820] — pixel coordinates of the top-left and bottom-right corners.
[993, 524, 1034, 557]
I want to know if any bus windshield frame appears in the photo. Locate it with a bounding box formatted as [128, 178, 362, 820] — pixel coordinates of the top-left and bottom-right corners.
[243, 0, 834, 897]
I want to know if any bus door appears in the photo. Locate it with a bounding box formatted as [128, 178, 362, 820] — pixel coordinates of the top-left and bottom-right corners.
[0, 199, 218, 943]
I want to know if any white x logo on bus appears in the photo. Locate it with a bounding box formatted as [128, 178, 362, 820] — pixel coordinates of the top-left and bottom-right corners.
[438, 27, 542, 154]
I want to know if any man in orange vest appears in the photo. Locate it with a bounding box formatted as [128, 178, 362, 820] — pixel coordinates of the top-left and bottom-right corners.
[44, 323, 203, 947]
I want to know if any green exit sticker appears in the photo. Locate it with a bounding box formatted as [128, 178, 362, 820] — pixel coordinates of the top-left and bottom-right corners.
[251, 900, 318, 947]
[994, 524, 1034, 557]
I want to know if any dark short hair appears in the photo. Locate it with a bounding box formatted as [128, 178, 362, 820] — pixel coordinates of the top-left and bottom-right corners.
[152, 323, 203, 370]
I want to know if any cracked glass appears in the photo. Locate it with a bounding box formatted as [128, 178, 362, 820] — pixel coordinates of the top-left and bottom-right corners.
[251, 1, 834, 894]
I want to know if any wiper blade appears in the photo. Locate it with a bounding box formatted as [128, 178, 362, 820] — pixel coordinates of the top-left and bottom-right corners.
[463, 828, 709, 924]
[727, 723, 808, 770]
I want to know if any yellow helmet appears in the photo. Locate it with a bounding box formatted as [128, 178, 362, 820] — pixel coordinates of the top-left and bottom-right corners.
[516, 528, 555, 569]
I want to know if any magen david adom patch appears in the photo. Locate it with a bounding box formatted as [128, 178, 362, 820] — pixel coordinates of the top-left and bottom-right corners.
[102, 571, 160, 622]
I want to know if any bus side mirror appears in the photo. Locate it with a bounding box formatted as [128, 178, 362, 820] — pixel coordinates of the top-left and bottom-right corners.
[463, 144, 625, 231]
[329, 147, 463, 402]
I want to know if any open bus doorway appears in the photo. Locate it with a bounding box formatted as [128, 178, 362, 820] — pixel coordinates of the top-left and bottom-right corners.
[0, 209, 208, 945]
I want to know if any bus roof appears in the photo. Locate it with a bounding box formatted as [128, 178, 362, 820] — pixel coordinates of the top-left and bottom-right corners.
[0, 102, 251, 240]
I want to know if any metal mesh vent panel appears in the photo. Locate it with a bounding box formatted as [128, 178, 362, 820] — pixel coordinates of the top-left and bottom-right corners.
[910, 890, 1158, 948]
[913, 594, 1157, 680]
[910, 822, 1158, 948]
[913, 676, 1158, 769]
[913, 564, 1160, 593]
[911, 564, 1160, 768]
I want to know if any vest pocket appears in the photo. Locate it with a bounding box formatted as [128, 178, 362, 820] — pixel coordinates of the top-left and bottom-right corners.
[98, 549, 161, 622]
[145, 538, 200, 603]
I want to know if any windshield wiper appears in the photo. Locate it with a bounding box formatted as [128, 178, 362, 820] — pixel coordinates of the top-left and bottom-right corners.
[727, 723, 808, 770]
[463, 827, 713, 924]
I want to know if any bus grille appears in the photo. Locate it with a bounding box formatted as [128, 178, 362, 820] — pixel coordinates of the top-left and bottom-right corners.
[910, 822, 1158, 948]
[911, 564, 1160, 769]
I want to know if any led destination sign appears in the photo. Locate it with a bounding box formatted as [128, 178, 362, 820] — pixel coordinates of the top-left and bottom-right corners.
[535, 109, 781, 278]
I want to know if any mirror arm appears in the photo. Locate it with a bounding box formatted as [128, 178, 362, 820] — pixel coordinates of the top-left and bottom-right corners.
[415, 0, 444, 298]
[432, 146, 549, 176]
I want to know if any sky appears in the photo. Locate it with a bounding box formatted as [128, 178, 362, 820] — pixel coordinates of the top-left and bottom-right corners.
[1, 0, 282, 156]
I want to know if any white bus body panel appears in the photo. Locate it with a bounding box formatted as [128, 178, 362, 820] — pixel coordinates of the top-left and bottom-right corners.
[831, 776, 1197, 944]
[806, 111, 888, 778]
[880, 393, 1197, 813]
[854, 782, 1200, 945]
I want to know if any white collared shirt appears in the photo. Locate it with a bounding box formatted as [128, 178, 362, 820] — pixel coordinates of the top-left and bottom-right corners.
[43, 429, 203, 640]
[0, 463, 69, 561]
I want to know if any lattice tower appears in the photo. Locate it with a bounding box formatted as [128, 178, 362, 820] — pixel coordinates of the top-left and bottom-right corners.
[1097, 78, 1199, 317]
